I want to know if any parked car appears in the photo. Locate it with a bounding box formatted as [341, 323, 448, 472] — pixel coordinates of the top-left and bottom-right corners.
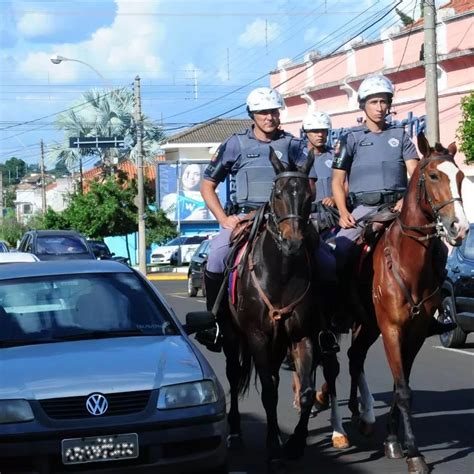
[17, 230, 95, 261]
[0, 240, 9, 252]
[0, 252, 40, 264]
[151, 235, 208, 265]
[187, 239, 211, 297]
[438, 223, 474, 348]
[88, 239, 129, 265]
[0, 260, 227, 473]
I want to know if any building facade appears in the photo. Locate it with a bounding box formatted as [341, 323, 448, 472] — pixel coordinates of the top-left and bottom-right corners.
[270, 2, 473, 179]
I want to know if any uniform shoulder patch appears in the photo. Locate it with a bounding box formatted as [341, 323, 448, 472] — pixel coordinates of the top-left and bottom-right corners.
[388, 137, 400, 147]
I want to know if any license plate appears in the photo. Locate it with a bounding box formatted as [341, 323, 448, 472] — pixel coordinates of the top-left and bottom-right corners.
[62, 433, 139, 465]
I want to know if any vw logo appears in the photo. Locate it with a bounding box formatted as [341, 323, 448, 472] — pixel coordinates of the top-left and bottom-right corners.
[85, 393, 109, 416]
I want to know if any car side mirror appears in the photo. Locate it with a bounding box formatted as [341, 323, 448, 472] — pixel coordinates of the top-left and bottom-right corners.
[183, 311, 215, 335]
[111, 252, 115, 256]
[198, 252, 208, 258]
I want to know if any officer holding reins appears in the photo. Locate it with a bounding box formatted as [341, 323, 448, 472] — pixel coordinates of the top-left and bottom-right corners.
[196, 87, 311, 352]
[331, 73, 456, 335]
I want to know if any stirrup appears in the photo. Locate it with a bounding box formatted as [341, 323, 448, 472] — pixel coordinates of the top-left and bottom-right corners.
[318, 330, 340, 355]
[195, 323, 223, 353]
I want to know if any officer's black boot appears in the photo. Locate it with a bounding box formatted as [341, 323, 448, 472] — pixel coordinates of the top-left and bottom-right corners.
[319, 284, 341, 355]
[194, 270, 225, 353]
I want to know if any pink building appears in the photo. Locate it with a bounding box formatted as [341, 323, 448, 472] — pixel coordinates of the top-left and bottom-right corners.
[270, 0, 473, 179]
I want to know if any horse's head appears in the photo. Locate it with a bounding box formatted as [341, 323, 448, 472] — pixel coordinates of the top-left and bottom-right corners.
[268, 147, 315, 256]
[416, 132, 469, 246]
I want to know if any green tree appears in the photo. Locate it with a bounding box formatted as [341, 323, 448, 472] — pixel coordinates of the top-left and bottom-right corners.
[396, 8, 414, 27]
[48, 161, 70, 178]
[145, 209, 177, 248]
[457, 92, 474, 164]
[3, 186, 16, 209]
[0, 157, 27, 185]
[0, 211, 25, 247]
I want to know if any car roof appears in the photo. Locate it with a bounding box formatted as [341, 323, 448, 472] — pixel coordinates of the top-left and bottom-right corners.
[26, 229, 86, 237]
[0, 260, 133, 281]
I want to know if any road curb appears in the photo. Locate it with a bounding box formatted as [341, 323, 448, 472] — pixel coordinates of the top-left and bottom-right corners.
[147, 274, 188, 281]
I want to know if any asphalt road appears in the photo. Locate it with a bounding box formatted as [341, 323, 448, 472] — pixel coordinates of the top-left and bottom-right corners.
[153, 279, 474, 474]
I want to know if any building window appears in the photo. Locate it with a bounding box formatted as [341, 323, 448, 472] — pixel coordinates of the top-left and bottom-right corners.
[23, 204, 32, 214]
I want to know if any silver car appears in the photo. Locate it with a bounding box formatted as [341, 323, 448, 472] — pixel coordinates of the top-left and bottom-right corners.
[0, 261, 227, 473]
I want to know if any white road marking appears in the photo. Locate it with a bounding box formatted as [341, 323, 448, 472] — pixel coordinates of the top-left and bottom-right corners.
[168, 293, 206, 303]
[433, 345, 474, 356]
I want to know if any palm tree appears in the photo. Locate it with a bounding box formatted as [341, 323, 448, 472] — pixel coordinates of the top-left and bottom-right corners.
[51, 87, 164, 189]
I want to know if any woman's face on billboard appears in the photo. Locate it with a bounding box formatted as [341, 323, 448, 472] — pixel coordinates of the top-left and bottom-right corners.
[181, 164, 201, 190]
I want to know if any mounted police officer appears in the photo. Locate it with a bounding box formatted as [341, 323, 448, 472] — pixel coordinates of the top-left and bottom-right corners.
[196, 87, 310, 352]
[331, 73, 456, 335]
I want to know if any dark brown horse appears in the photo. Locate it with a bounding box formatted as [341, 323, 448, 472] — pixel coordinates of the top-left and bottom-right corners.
[346, 133, 469, 473]
[221, 149, 336, 473]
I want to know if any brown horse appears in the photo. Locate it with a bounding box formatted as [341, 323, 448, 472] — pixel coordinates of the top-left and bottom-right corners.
[221, 149, 338, 473]
[346, 133, 469, 473]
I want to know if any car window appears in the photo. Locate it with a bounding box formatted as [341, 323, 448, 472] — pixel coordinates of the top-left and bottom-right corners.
[37, 236, 89, 255]
[90, 241, 111, 257]
[164, 237, 186, 246]
[462, 229, 474, 260]
[0, 273, 178, 346]
[22, 235, 32, 253]
[185, 236, 207, 245]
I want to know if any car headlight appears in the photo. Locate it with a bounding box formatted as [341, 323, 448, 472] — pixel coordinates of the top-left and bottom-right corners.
[0, 400, 34, 423]
[157, 380, 218, 410]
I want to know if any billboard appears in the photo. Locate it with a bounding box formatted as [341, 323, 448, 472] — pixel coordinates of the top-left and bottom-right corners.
[156, 161, 228, 223]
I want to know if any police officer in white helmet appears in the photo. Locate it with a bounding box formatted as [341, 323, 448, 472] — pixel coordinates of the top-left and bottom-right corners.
[331, 74, 455, 334]
[196, 86, 313, 351]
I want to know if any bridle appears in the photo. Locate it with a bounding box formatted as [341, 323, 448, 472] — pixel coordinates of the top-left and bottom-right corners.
[266, 170, 311, 246]
[397, 153, 462, 242]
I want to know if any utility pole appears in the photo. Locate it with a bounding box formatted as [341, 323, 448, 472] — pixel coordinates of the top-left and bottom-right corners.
[423, 0, 440, 143]
[134, 76, 146, 275]
[40, 139, 46, 214]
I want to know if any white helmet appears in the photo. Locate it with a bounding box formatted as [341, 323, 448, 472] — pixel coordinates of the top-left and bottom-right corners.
[246, 87, 284, 112]
[357, 74, 394, 103]
[302, 111, 332, 131]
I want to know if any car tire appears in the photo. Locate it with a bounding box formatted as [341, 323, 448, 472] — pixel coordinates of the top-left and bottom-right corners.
[439, 296, 467, 348]
[206, 462, 228, 474]
[187, 276, 198, 297]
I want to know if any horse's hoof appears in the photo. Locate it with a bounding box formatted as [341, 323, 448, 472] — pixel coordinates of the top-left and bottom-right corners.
[227, 433, 243, 450]
[267, 458, 286, 474]
[332, 434, 350, 449]
[407, 455, 430, 473]
[384, 440, 404, 459]
[284, 435, 306, 460]
[310, 406, 319, 418]
[315, 390, 330, 410]
[358, 419, 375, 436]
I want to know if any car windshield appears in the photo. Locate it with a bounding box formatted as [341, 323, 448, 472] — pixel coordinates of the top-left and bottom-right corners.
[184, 236, 207, 244]
[164, 237, 186, 246]
[37, 236, 89, 255]
[0, 273, 178, 347]
[90, 241, 111, 256]
[463, 228, 474, 260]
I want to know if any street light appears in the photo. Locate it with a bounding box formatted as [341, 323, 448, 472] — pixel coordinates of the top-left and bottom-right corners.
[49, 54, 127, 107]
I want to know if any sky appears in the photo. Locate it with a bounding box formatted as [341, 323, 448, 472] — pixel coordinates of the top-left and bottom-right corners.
[0, 0, 430, 170]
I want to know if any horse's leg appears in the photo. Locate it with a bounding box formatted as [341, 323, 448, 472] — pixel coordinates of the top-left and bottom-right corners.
[252, 342, 285, 474]
[222, 326, 243, 449]
[291, 371, 301, 413]
[322, 353, 350, 449]
[381, 327, 429, 473]
[384, 383, 404, 459]
[347, 323, 380, 435]
[285, 338, 315, 461]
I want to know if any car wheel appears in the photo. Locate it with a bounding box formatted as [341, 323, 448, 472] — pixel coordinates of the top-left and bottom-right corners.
[439, 296, 467, 348]
[206, 462, 228, 474]
[187, 276, 198, 297]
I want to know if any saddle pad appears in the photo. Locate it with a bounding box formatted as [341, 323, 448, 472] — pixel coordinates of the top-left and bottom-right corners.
[229, 242, 249, 305]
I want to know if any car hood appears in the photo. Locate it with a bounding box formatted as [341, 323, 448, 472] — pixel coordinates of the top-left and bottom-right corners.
[0, 336, 203, 400]
[151, 245, 177, 255]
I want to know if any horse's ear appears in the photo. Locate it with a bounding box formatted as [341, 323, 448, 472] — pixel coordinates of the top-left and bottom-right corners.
[300, 149, 315, 175]
[448, 141, 457, 157]
[269, 146, 286, 174]
[417, 132, 431, 157]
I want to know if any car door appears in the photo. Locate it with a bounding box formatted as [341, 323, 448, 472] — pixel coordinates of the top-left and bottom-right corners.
[19, 234, 32, 253]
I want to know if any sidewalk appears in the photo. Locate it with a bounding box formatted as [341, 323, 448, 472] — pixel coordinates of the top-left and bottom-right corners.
[133, 264, 189, 281]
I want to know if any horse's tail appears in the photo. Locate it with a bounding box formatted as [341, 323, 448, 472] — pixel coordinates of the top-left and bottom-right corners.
[237, 337, 253, 396]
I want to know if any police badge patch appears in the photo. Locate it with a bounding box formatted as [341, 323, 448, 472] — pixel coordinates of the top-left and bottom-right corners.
[274, 150, 283, 159]
[325, 159, 332, 168]
[388, 137, 400, 147]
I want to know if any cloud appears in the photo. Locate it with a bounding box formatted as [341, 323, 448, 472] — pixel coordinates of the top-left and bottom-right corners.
[238, 19, 280, 48]
[17, 12, 57, 38]
[17, 0, 165, 83]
